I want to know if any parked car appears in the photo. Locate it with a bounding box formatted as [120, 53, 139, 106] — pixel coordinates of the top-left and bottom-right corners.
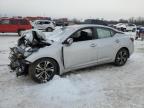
[113, 23, 136, 32]
[113, 23, 127, 32]
[54, 18, 69, 26]
[9, 25, 134, 83]
[0, 18, 32, 36]
[126, 23, 136, 32]
[32, 20, 55, 32]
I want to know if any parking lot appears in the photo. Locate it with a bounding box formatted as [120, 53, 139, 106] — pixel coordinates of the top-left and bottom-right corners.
[0, 32, 144, 108]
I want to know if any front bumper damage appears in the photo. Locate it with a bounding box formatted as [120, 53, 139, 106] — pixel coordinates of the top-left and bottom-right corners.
[9, 30, 52, 77]
[9, 47, 30, 77]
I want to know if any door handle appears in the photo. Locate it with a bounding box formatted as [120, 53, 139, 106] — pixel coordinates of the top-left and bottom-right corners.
[90, 44, 96, 47]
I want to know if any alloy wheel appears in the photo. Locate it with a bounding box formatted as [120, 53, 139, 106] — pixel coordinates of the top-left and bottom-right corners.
[35, 61, 54, 82]
[115, 49, 128, 66]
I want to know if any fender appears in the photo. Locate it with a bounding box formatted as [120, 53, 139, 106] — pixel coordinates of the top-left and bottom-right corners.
[25, 45, 65, 74]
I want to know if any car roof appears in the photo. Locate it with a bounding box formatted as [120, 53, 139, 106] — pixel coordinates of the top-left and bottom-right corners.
[0, 18, 28, 20]
[67, 24, 117, 31]
[34, 20, 52, 22]
[70, 24, 124, 34]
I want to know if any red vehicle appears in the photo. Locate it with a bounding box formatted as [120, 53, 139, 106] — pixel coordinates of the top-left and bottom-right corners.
[0, 18, 32, 36]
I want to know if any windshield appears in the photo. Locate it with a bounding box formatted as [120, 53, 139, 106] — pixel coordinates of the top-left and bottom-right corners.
[47, 27, 76, 42]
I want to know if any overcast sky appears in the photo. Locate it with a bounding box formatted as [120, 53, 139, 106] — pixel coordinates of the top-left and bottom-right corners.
[0, 0, 143, 20]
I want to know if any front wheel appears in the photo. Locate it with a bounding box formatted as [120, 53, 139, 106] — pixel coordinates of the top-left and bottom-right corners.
[29, 58, 59, 83]
[114, 48, 129, 66]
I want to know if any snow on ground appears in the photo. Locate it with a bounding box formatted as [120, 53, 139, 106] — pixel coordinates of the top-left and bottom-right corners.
[0, 33, 144, 108]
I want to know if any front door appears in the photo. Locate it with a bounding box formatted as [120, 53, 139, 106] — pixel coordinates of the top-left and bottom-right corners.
[63, 27, 98, 69]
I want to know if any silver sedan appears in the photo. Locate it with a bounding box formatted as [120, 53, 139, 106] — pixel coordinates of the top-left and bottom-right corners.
[9, 25, 134, 83]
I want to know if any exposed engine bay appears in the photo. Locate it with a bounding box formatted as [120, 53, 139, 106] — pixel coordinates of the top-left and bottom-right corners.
[9, 30, 51, 76]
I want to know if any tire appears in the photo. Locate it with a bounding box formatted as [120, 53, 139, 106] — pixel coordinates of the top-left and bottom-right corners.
[122, 28, 126, 32]
[29, 58, 59, 83]
[46, 27, 53, 32]
[132, 28, 136, 32]
[114, 48, 129, 66]
[18, 30, 23, 36]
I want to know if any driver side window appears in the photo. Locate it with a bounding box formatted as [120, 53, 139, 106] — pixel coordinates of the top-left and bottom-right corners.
[72, 28, 93, 42]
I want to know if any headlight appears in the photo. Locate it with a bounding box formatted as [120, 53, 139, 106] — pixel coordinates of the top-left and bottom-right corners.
[24, 48, 38, 57]
[24, 51, 32, 57]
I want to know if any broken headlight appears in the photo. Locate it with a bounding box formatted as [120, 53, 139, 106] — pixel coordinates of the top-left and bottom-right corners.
[24, 47, 38, 57]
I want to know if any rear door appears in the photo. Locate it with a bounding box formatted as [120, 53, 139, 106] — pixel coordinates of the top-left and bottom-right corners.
[35, 21, 43, 30]
[94, 27, 120, 63]
[0, 19, 18, 32]
[43, 21, 51, 29]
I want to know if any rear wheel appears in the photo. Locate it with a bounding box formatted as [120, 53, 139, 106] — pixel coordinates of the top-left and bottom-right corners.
[121, 28, 126, 32]
[18, 30, 24, 36]
[114, 48, 129, 66]
[29, 58, 58, 83]
[46, 27, 53, 32]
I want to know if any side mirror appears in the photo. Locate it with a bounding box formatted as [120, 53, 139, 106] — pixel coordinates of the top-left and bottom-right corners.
[64, 38, 73, 45]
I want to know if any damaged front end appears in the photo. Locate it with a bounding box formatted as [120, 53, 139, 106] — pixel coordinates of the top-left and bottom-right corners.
[9, 47, 32, 76]
[9, 29, 51, 76]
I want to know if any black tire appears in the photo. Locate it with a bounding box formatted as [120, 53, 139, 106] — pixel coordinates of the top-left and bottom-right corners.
[132, 28, 136, 32]
[46, 27, 53, 32]
[29, 58, 59, 83]
[114, 48, 129, 66]
[18, 30, 23, 36]
[122, 28, 126, 32]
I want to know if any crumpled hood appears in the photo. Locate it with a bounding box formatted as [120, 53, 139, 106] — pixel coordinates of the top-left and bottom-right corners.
[18, 29, 53, 47]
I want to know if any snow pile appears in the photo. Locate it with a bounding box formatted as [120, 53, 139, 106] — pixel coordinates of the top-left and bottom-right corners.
[35, 75, 80, 101]
[21, 74, 106, 106]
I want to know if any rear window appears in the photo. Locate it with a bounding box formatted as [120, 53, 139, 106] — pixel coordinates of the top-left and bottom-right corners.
[10, 20, 18, 24]
[19, 19, 29, 25]
[0, 19, 10, 24]
[96, 27, 116, 39]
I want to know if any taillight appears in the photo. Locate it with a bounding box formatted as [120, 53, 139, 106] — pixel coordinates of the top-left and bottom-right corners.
[130, 37, 134, 42]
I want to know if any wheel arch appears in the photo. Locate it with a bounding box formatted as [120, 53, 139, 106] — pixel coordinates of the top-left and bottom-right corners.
[117, 47, 130, 58]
